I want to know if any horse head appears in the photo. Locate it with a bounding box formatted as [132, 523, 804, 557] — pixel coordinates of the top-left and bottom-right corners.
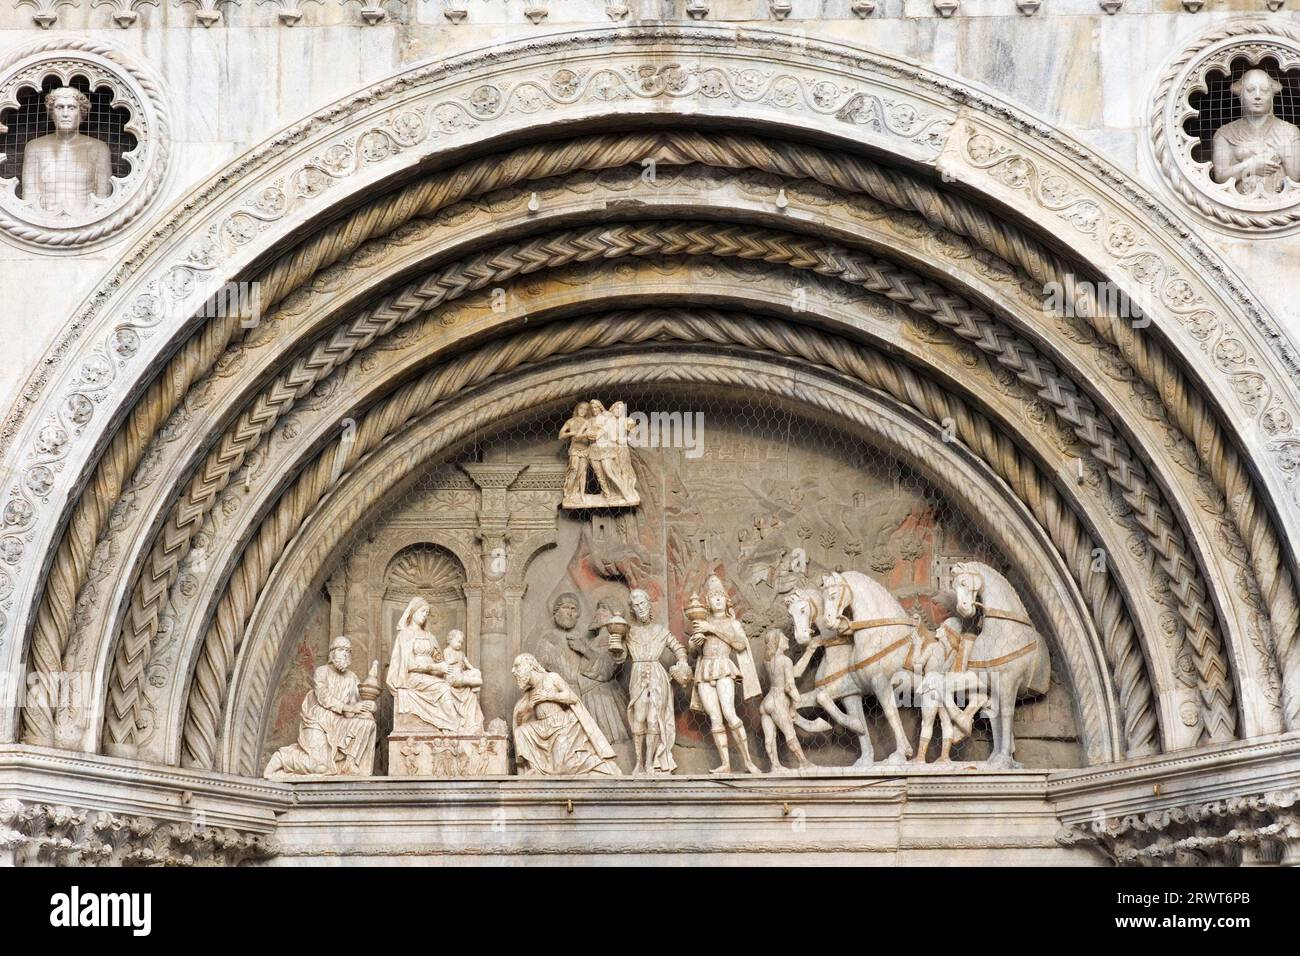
[951, 561, 985, 623]
[784, 588, 822, 645]
[817, 572, 853, 636]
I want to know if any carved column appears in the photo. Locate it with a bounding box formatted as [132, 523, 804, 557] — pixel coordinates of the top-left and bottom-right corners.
[326, 569, 346, 640]
[462, 464, 526, 719]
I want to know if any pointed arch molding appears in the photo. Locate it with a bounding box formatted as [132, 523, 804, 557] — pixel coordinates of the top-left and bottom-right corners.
[2, 27, 1298, 767]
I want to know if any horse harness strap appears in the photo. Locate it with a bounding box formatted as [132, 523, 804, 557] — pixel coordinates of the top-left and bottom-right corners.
[965, 642, 1037, 669]
[813, 608, 1037, 687]
[981, 607, 1033, 628]
[961, 607, 1035, 667]
[815, 636, 912, 688]
[843, 616, 914, 633]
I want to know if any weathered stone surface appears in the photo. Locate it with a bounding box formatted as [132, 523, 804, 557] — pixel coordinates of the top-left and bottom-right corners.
[0, 14, 1297, 864]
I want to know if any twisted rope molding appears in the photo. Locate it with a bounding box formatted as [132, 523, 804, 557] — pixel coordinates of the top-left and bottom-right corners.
[5, 37, 1294, 749]
[1150, 19, 1300, 233]
[224, 355, 1115, 776]
[178, 308, 1153, 769]
[27, 131, 679, 745]
[33, 130, 1272, 746]
[0, 37, 171, 247]
[105, 219, 1230, 750]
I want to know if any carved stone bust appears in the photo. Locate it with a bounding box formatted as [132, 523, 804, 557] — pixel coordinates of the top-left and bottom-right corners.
[1153, 21, 1300, 234]
[0, 40, 170, 247]
[20, 87, 113, 217]
[1211, 69, 1300, 196]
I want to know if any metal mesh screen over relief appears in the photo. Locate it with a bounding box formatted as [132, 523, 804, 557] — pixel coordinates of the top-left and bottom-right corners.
[0, 75, 136, 194]
[1186, 56, 1300, 166]
[264, 385, 1082, 774]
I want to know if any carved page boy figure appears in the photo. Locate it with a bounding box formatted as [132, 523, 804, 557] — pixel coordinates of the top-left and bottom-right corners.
[21, 86, 113, 217]
[759, 628, 810, 773]
[687, 575, 762, 774]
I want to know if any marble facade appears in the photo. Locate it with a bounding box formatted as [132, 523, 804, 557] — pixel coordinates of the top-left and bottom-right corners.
[0, 9, 1299, 865]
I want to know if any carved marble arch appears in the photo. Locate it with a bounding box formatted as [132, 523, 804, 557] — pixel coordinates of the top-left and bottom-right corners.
[83, 181, 1269, 768]
[149, 294, 1165, 771]
[5, 27, 1300, 782]
[234, 351, 1112, 778]
[0, 38, 170, 248]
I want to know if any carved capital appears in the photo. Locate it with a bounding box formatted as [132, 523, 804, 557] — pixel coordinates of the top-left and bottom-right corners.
[1058, 788, 1300, 866]
[0, 799, 275, 867]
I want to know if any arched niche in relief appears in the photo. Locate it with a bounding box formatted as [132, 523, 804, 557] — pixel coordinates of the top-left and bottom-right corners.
[260, 538, 471, 776]
[1153, 18, 1300, 235]
[376, 542, 469, 651]
[257, 386, 1086, 776]
[0, 39, 169, 249]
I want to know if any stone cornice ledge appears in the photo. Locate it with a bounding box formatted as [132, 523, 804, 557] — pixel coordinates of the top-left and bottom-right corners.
[1048, 733, 1300, 823]
[0, 743, 290, 832]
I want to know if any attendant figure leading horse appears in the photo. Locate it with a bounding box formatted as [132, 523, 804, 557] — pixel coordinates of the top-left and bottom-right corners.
[785, 571, 916, 766]
[783, 561, 1050, 768]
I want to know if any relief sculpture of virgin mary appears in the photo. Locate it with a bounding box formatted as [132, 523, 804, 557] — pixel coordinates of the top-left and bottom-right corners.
[385, 596, 485, 735]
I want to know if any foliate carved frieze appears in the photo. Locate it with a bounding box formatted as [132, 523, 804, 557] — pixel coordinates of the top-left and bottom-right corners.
[1151, 19, 1300, 235]
[1057, 788, 1300, 866]
[0, 799, 275, 866]
[0, 38, 170, 247]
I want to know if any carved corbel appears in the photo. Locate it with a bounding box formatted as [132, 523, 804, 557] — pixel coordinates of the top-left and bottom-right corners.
[14, 0, 78, 27]
[341, 0, 398, 24]
[257, 0, 324, 24]
[91, 0, 159, 27]
[172, 0, 239, 25]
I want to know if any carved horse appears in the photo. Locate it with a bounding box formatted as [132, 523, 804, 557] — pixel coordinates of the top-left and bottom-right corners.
[943, 561, 1051, 769]
[784, 572, 918, 765]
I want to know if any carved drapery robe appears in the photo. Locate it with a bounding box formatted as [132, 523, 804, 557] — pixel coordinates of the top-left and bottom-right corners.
[574, 629, 631, 747]
[612, 621, 681, 771]
[265, 666, 376, 777]
[512, 672, 620, 776]
[387, 625, 485, 734]
[529, 624, 582, 690]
